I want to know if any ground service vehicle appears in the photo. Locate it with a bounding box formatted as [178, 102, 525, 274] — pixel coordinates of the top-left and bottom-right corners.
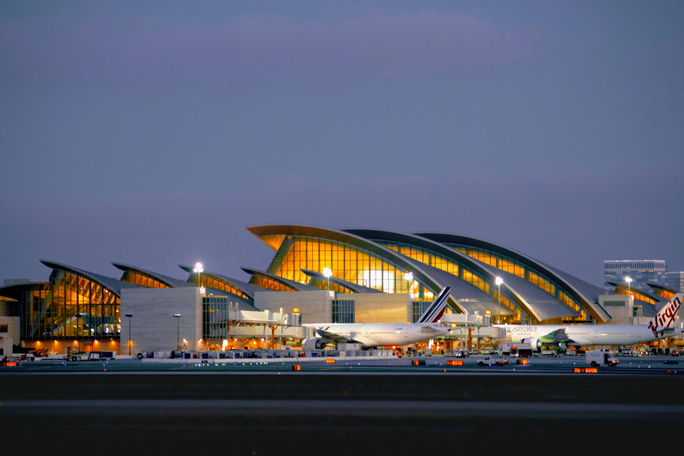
[68, 352, 89, 361]
[478, 356, 509, 366]
[501, 343, 532, 358]
[585, 350, 619, 367]
[446, 349, 469, 357]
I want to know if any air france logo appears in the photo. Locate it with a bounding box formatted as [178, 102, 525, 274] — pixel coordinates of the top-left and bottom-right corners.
[648, 296, 681, 337]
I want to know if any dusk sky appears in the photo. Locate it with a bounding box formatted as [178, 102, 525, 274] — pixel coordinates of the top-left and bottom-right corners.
[1, 1, 683, 287]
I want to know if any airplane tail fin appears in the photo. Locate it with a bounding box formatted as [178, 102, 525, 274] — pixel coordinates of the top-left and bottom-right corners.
[417, 287, 451, 323]
[648, 293, 684, 337]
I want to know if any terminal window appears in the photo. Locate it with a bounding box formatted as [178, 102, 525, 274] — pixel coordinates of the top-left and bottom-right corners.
[332, 299, 355, 323]
[412, 301, 431, 322]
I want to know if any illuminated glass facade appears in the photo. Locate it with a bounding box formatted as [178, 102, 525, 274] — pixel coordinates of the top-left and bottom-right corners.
[202, 296, 230, 340]
[16, 284, 50, 340]
[457, 247, 526, 278]
[309, 277, 356, 294]
[250, 274, 298, 292]
[383, 241, 517, 315]
[121, 270, 170, 289]
[614, 286, 656, 305]
[450, 244, 586, 321]
[385, 244, 459, 277]
[37, 270, 120, 341]
[247, 227, 606, 323]
[1, 224, 614, 352]
[265, 236, 421, 296]
[193, 273, 252, 301]
[651, 287, 675, 300]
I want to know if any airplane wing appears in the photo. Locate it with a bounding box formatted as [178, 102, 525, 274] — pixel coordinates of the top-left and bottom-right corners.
[314, 327, 359, 344]
[654, 327, 684, 339]
[538, 328, 576, 345]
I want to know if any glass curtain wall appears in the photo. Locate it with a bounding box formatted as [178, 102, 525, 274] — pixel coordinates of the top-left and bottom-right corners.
[412, 301, 432, 323]
[203, 296, 230, 340]
[267, 236, 420, 297]
[383, 242, 517, 316]
[331, 299, 355, 323]
[19, 285, 50, 340]
[309, 277, 355, 294]
[451, 245, 587, 321]
[250, 275, 297, 292]
[614, 287, 656, 305]
[193, 274, 252, 301]
[121, 271, 169, 289]
[37, 270, 120, 340]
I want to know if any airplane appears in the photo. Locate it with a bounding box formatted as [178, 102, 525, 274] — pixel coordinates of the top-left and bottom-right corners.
[493, 292, 684, 350]
[302, 287, 453, 349]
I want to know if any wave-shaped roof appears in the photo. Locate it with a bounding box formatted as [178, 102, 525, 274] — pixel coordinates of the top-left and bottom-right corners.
[240, 267, 321, 292]
[248, 225, 464, 313]
[400, 255, 503, 315]
[40, 259, 139, 297]
[416, 232, 611, 322]
[0, 280, 48, 300]
[300, 269, 382, 294]
[248, 225, 615, 323]
[470, 259, 579, 321]
[177, 264, 262, 299]
[112, 262, 192, 288]
[345, 228, 583, 321]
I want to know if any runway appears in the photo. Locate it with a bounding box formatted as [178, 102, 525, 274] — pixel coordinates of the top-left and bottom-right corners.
[1, 369, 682, 452]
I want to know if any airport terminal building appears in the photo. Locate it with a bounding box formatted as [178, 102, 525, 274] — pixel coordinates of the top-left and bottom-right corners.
[0, 225, 679, 356]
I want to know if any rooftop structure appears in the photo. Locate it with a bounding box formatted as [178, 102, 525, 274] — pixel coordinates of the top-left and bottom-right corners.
[1, 225, 641, 354]
[604, 259, 668, 292]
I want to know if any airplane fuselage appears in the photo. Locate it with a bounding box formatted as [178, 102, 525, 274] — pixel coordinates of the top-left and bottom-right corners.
[308, 322, 450, 347]
[495, 324, 676, 346]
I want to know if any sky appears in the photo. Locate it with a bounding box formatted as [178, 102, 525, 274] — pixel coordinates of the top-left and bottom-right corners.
[1, 1, 683, 287]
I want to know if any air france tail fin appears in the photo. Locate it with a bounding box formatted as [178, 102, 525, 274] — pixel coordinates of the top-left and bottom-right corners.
[417, 287, 451, 323]
[648, 293, 684, 337]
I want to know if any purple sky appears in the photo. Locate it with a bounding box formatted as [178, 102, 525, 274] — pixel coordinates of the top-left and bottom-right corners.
[1, 1, 683, 286]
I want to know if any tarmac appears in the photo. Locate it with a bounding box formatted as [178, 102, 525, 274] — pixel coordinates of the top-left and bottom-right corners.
[1, 354, 683, 451]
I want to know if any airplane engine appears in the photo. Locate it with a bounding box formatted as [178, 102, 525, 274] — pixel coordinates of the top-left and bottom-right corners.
[302, 337, 326, 351]
[521, 337, 541, 351]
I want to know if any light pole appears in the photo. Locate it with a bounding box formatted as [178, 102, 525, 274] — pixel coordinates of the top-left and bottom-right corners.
[323, 267, 333, 297]
[495, 276, 504, 324]
[174, 313, 181, 350]
[125, 313, 132, 355]
[404, 271, 413, 295]
[404, 271, 415, 322]
[194, 261, 205, 295]
[625, 276, 633, 309]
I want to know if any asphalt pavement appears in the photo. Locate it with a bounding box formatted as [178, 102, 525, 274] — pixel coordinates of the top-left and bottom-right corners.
[1, 357, 683, 452]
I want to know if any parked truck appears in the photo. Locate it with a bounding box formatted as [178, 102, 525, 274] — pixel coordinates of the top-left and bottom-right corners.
[501, 342, 533, 358]
[585, 349, 619, 367]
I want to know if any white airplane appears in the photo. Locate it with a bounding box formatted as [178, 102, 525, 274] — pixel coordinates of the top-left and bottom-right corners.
[494, 293, 684, 350]
[303, 287, 452, 349]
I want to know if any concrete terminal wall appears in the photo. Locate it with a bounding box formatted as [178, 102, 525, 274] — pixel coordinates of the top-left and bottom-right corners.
[0, 316, 20, 356]
[121, 288, 202, 354]
[599, 294, 633, 324]
[255, 291, 411, 324]
[255, 290, 331, 324]
[338, 293, 410, 323]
